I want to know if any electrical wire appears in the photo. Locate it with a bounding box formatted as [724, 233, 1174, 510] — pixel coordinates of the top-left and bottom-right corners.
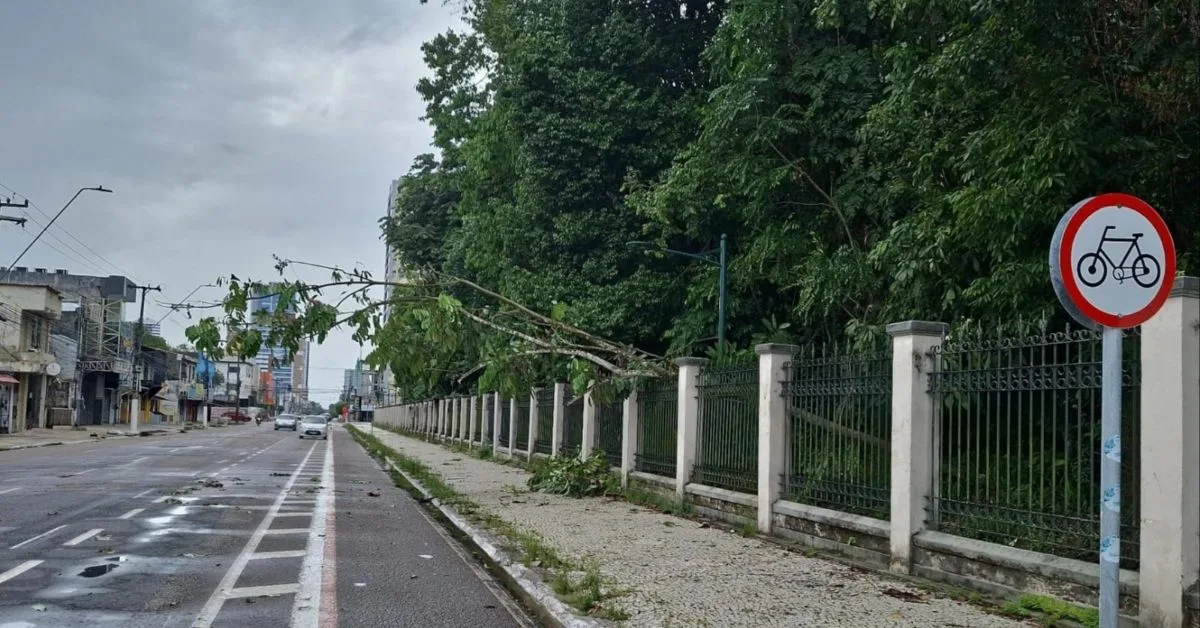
[0, 181, 142, 283]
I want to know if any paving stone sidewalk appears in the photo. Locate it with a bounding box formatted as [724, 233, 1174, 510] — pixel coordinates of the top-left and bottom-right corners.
[366, 428, 1027, 628]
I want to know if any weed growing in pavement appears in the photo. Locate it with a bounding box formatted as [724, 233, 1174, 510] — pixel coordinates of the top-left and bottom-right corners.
[737, 521, 758, 538]
[345, 424, 628, 620]
[1000, 594, 1098, 627]
[623, 487, 694, 516]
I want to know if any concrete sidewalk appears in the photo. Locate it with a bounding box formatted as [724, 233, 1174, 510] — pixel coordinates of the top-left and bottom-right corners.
[362, 427, 1025, 628]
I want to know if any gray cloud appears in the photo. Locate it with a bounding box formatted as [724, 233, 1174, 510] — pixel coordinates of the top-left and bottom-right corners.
[0, 0, 460, 402]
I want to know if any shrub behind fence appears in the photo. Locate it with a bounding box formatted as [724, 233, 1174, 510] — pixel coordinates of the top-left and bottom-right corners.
[498, 398, 511, 448]
[694, 360, 758, 494]
[929, 326, 1142, 569]
[785, 341, 892, 520]
[636, 377, 678, 477]
[535, 388, 554, 454]
[514, 397, 530, 451]
[595, 400, 623, 467]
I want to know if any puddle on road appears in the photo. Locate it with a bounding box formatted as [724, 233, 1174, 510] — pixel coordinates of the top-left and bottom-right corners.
[78, 564, 119, 578]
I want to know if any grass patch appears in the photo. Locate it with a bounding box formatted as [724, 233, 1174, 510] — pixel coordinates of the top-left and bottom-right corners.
[345, 424, 628, 619]
[738, 521, 758, 538]
[1000, 594, 1098, 627]
[622, 487, 695, 517]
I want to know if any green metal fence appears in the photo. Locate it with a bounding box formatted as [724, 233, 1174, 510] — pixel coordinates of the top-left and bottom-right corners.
[694, 360, 759, 494]
[595, 400, 623, 467]
[497, 398, 511, 448]
[636, 377, 678, 477]
[563, 396, 584, 453]
[784, 341, 892, 520]
[534, 388, 555, 454]
[514, 397, 531, 452]
[929, 326, 1141, 569]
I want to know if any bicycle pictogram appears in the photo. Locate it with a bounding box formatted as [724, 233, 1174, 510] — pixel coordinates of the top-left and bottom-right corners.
[1076, 225, 1161, 289]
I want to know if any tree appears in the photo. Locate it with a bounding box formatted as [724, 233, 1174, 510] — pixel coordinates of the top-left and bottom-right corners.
[140, 333, 170, 351]
[329, 401, 346, 418]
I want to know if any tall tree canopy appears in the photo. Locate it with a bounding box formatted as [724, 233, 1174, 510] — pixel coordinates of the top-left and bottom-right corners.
[191, 0, 1199, 398]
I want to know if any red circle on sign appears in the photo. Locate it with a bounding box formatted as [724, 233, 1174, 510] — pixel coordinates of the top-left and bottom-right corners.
[1058, 193, 1175, 328]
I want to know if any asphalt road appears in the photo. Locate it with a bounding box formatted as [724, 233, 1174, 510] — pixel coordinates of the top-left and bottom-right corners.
[0, 422, 531, 627]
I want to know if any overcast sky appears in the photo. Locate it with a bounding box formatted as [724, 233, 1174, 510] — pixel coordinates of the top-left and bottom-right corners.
[0, 0, 460, 404]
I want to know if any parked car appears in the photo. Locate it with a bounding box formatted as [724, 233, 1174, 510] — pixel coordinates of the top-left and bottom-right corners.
[226, 413, 253, 423]
[273, 414, 299, 431]
[298, 415, 328, 440]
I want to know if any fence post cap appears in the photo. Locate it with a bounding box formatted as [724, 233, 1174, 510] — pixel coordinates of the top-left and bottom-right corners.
[674, 357, 709, 367]
[754, 343, 799, 356]
[885, 320, 949, 337]
[1170, 276, 1200, 299]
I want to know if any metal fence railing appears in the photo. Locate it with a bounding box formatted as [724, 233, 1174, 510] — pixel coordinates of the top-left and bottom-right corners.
[636, 377, 678, 477]
[497, 398, 511, 448]
[929, 326, 1141, 569]
[534, 388, 554, 454]
[481, 395, 493, 443]
[513, 397, 531, 452]
[784, 341, 892, 519]
[563, 396, 584, 453]
[694, 360, 759, 494]
[595, 400, 623, 466]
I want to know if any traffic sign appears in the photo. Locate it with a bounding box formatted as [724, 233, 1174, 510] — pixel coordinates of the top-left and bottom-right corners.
[1050, 193, 1175, 329]
[1049, 192, 1175, 628]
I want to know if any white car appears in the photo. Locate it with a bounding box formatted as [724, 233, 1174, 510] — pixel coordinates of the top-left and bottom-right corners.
[298, 415, 329, 440]
[274, 414, 299, 431]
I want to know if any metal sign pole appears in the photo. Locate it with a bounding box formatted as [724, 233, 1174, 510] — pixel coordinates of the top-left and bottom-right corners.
[1099, 326, 1122, 627]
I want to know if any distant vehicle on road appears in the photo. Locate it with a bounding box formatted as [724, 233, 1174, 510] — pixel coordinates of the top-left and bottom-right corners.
[298, 415, 328, 440]
[226, 413, 253, 423]
[274, 414, 299, 431]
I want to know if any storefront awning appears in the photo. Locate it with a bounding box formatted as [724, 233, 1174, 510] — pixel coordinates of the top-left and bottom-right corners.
[0, 374, 18, 384]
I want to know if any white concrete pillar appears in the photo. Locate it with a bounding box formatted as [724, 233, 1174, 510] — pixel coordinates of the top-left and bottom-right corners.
[527, 390, 538, 457]
[675, 357, 707, 499]
[551, 383, 566, 457]
[440, 399, 448, 437]
[886, 320, 948, 574]
[130, 394, 140, 434]
[581, 383, 596, 460]
[491, 392, 502, 453]
[481, 394, 491, 443]
[455, 397, 464, 440]
[508, 397, 517, 456]
[1140, 277, 1200, 628]
[756, 343, 798, 534]
[35, 374, 48, 429]
[620, 388, 640, 488]
[202, 404, 209, 428]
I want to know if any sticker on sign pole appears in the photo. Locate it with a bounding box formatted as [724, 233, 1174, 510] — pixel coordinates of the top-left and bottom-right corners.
[1050, 193, 1176, 329]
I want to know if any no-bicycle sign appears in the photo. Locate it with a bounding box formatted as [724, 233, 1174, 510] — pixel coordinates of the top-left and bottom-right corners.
[1050, 193, 1176, 329]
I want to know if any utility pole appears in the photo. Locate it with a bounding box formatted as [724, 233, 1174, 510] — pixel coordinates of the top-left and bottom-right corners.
[131, 283, 162, 434]
[0, 197, 28, 226]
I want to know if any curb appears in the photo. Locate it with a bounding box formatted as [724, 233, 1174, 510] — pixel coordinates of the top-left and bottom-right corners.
[0, 441, 64, 451]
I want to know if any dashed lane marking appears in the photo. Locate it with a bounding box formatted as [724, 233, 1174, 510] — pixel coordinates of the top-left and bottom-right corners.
[9, 525, 67, 549]
[226, 583, 300, 599]
[0, 487, 20, 495]
[119, 508, 144, 520]
[63, 528, 104, 546]
[133, 489, 155, 499]
[0, 560, 42, 585]
[248, 550, 307, 560]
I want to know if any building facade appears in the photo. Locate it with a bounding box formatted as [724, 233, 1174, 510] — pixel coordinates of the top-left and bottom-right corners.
[248, 290, 309, 411]
[0, 284, 64, 432]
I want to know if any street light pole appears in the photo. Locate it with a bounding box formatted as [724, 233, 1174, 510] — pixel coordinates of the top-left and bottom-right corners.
[2, 186, 113, 283]
[627, 233, 730, 347]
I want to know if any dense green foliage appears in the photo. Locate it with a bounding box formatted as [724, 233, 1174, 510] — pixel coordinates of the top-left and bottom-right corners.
[191, 0, 1198, 400]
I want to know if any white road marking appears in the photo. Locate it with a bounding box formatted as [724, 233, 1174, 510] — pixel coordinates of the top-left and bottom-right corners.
[192, 441, 318, 628]
[226, 583, 300, 599]
[63, 528, 104, 546]
[0, 560, 42, 585]
[292, 434, 334, 628]
[262, 528, 309, 535]
[248, 550, 307, 560]
[169, 447, 182, 453]
[188, 471, 201, 477]
[133, 489, 155, 499]
[124, 456, 148, 466]
[119, 508, 145, 520]
[271, 512, 311, 518]
[9, 524, 67, 549]
[0, 487, 20, 495]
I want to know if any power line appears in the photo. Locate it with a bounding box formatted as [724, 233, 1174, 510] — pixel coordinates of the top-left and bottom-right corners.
[0, 181, 141, 283]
